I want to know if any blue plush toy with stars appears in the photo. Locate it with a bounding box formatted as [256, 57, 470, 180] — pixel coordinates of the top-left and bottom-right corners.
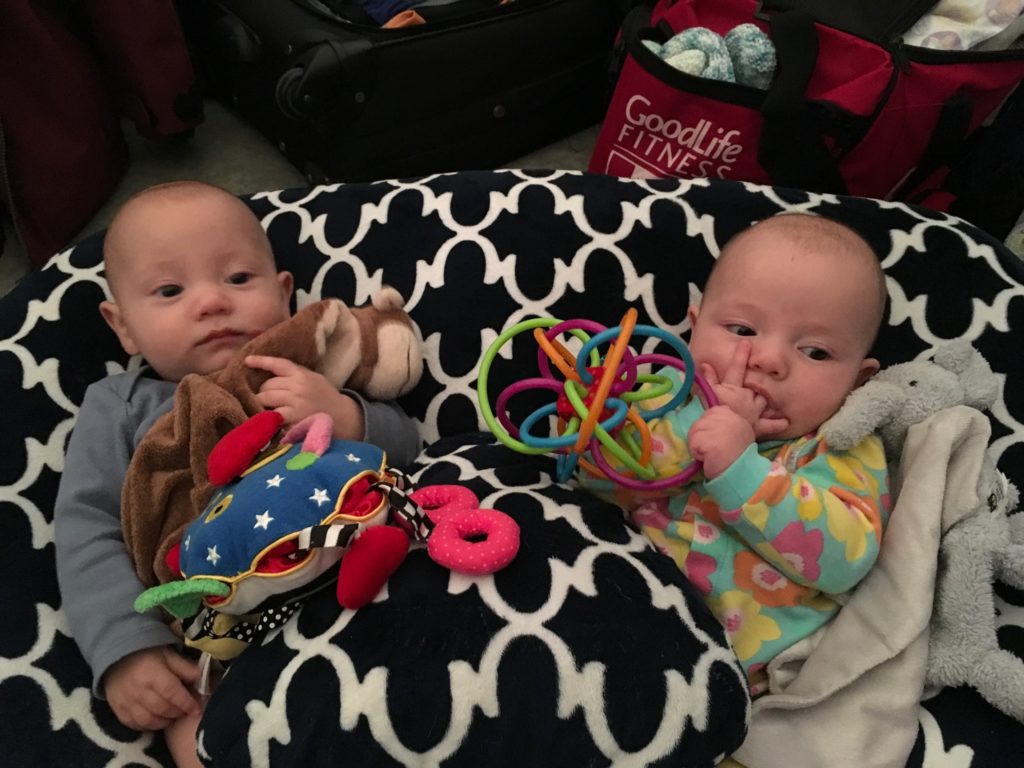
[135, 411, 420, 659]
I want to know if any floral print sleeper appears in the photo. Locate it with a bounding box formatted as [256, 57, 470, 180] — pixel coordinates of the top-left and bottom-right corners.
[582, 395, 890, 695]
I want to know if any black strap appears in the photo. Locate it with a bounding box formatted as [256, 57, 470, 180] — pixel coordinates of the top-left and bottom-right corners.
[606, 2, 661, 102]
[896, 93, 973, 201]
[757, 10, 847, 194]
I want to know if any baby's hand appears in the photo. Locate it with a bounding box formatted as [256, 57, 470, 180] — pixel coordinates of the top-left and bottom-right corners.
[700, 340, 765, 428]
[104, 647, 200, 731]
[245, 355, 365, 439]
[688, 405, 756, 478]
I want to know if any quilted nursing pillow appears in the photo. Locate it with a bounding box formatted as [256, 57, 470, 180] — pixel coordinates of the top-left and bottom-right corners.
[3, 170, 1024, 767]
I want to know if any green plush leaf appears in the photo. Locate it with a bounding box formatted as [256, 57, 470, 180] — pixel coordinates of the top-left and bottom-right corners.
[134, 578, 231, 619]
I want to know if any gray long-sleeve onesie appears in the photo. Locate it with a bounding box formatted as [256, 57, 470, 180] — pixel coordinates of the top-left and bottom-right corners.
[54, 367, 419, 695]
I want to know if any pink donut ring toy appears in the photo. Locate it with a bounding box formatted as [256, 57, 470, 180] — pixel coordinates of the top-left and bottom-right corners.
[427, 508, 520, 576]
[409, 484, 479, 524]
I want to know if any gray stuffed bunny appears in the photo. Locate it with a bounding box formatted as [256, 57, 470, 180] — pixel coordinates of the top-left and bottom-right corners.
[820, 341, 1024, 722]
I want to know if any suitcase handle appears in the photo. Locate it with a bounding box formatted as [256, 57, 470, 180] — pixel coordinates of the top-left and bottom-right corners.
[276, 37, 375, 121]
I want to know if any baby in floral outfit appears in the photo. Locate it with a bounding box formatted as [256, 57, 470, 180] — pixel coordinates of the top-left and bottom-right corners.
[584, 213, 890, 695]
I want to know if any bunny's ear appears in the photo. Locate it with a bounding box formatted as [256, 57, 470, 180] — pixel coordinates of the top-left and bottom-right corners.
[819, 380, 906, 451]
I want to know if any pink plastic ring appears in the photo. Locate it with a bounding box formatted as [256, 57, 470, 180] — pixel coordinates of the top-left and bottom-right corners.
[409, 485, 479, 524]
[427, 508, 520, 575]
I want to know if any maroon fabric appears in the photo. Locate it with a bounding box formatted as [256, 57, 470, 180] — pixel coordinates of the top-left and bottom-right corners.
[589, 0, 1024, 204]
[85, 0, 204, 138]
[846, 55, 1024, 204]
[0, 1, 201, 267]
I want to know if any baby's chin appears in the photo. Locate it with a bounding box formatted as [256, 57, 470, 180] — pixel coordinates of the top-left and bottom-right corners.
[755, 417, 794, 441]
[193, 344, 249, 375]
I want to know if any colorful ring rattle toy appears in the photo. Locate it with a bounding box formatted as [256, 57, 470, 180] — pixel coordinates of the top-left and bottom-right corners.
[477, 308, 717, 491]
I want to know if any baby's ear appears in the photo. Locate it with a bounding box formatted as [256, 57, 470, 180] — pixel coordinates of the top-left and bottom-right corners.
[277, 270, 294, 302]
[686, 304, 700, 329]
[820, 379, 904, 451]
[99, 300, 140, 356]
[856, 357, 880, 387]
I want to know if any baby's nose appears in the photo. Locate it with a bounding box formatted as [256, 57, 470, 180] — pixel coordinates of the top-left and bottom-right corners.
[748, 340, 785, 376]
[194, 285, 232, 316]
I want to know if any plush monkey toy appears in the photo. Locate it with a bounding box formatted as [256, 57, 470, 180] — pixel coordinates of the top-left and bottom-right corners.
[121, 287, 424, 587]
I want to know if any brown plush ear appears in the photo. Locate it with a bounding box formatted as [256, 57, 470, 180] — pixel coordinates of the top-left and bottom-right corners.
[316, 299, 365, 389]
[338, 287, 424, 400]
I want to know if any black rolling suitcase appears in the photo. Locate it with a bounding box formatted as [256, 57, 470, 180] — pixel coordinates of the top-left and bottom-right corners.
[180, 0, 630, 183]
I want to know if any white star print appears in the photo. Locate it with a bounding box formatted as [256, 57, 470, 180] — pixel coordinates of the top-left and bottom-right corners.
[266, 474, 285, 488]
[206, 546, 221, 565]
[254, 511, 274, 530]
[345, 453, 361, 463]
[184, 535, 190, 551]
[310, 488, 331, 507]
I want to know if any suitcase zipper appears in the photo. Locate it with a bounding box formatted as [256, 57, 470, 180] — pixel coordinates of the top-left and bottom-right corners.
[296, 0, 550, 36]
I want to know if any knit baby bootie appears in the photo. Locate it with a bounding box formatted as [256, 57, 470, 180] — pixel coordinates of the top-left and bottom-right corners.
[724, 23, 776, 89]
[662, 27, 735, 82]
[646, 23, 777, 90]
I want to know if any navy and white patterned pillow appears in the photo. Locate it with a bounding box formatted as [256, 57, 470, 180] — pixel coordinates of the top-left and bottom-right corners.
[2, 170, 1023, 767]
[198, 434, 750, 767]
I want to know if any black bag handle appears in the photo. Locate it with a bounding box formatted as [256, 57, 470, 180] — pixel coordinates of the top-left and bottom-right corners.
[757, 10, 847, 194]
[606, 2, 663, 102]
[896, 93, 973, 201]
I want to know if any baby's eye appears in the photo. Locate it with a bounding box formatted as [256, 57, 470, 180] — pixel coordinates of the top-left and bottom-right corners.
[156, 284, 182, 298]
[725, 324, 755, 337]
[800, 346, 831, 361]
[227, 272, 251, 285]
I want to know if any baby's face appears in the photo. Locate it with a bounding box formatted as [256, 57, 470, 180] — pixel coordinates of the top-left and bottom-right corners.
[688, 227, 881, 440]
[101, 193, 293, 382]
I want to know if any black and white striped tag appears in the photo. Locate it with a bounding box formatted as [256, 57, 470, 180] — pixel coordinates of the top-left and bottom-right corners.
[297, 522, 360, 550]
[374, 476, 434, 542]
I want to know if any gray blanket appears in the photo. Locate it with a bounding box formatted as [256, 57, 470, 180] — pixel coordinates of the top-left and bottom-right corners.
[733, 406, 992, 768]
